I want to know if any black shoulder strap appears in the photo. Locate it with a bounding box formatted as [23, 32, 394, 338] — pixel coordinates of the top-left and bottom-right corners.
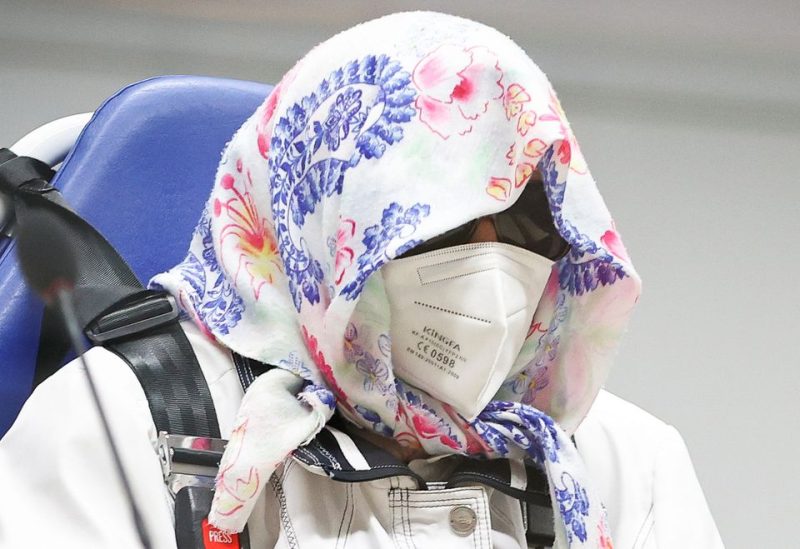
[232, 352, 273, 391]
[1, 148, 219, 438]
[97, 298, 221, 439]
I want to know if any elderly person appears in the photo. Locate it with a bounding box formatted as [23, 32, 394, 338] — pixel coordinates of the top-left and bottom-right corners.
[0, 11, 723, 549]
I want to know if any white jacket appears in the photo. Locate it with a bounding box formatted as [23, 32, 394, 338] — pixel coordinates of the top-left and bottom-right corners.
[0, 322, 724, 548]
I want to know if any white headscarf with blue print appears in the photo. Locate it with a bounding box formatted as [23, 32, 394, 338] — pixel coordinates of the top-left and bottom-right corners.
[153, 11, 640, 545]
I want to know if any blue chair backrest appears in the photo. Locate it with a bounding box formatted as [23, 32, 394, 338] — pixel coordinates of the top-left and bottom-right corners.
[0, 75, 271, 436]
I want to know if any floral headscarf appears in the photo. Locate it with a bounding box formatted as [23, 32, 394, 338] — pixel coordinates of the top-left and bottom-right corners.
[153, 11, 640, 547]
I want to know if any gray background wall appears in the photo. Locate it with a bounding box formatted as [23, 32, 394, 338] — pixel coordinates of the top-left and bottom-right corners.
[1, 1, 798, 546]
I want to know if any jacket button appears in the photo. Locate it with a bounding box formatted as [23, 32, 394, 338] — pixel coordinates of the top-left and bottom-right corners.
[449, 505, 477, 536]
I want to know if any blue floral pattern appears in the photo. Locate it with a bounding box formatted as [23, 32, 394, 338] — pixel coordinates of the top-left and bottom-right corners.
[340, 201, 430, 299]
[269, 55, 418, 309]
[476, 401, 561, 465]
[277, 351, 314, 380]
[354, 404, 394, 437]
[555, 472, 590, 543]
[175, 209, 244, 335]
[344, 322, 394, 395]
[323, 88, 369, 151]
[300, 383, 337, 411]
[505, 290, 568, 401]
[538, 147, 629, 295]
[355, 352, 390, 393]
[471, 420, 510, 456]
[477, 401, 591, 545]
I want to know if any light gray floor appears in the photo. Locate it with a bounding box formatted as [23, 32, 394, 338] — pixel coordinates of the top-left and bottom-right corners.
[2, 1, 798, 546]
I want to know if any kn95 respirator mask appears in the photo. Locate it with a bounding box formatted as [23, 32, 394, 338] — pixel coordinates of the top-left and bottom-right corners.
[381, 242, 554, 420]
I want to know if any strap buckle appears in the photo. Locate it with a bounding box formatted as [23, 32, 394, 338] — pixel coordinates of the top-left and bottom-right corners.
[158, 432, 228, 499]
[86, 292, 179, 343]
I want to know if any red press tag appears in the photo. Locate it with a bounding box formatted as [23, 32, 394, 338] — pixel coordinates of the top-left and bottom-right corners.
[202, 518, 240, 549]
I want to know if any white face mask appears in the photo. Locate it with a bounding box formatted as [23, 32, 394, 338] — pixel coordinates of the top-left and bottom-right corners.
[381, 242, 554, 420]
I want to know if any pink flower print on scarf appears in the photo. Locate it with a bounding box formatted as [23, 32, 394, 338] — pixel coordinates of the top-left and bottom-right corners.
[413, 44, 504, 139]
[255, 81, 286, 159]
[328, 217, 356, 285]
[597, 513, 614, 548]
[442, 403, 494, 455]
[301, 326, 354, 414]
[395, 397, 463, 452]
[600, 225, 631, 263]
[412, 413, 462, 450]
[255, 67, 299, 159]
[488, 82, 549, 200]
[486, 176, 512, 201]
[215, 164, 282, 300]
[212, 419, 260, 517]
[503, 83, 530, 120]
[539, 89, 588, 175]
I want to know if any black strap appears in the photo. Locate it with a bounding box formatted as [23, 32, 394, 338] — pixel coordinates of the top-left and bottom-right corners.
[1, 148, 220, 438]
[104, 315, 220, 438]
[0, 152, 55, 194]
[232, 352, 273, 391]
[526, 500, 556, 547]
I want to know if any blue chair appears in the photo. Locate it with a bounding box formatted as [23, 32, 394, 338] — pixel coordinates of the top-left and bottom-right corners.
[0, 76, 272, 436]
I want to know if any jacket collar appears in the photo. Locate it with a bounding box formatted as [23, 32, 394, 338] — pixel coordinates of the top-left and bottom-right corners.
[234, 352, 551, 506]
[292, 413, 551, 507]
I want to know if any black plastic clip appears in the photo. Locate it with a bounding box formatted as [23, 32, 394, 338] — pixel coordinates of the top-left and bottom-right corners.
[86, 292, 180, 344]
